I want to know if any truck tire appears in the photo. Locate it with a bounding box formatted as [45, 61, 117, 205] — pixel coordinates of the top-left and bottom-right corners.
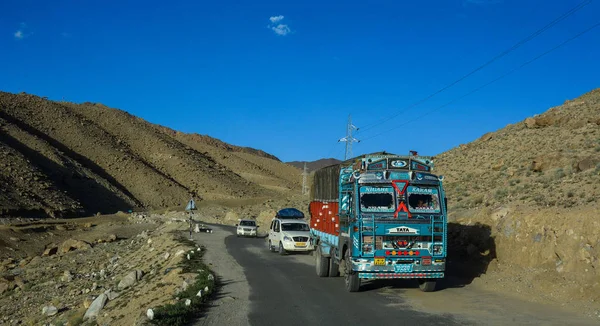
[278, 242, 287, 255]
[328, 252, 339, 277]
[344, 250, 360, 292]
[315, 246, 330, 277]
[418, 280, 437, 292]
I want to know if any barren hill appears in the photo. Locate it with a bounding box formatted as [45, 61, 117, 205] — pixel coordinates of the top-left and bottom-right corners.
[435, 87, 600, 309]
[436, 88, 600, 210]
[0, 91, 301, 219]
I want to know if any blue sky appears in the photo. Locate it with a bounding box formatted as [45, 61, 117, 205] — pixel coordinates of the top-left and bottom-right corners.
[1, 0, 599, 162]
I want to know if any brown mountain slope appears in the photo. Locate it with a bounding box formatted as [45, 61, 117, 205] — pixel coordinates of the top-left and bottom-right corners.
[161, 130, 302, 192]
[435, 87, 600, 311]
[0, 92, 297, 218]
[437, 88, 600, 209]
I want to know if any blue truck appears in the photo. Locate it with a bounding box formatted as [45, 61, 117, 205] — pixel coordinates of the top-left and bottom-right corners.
[309, 152, 448, 292]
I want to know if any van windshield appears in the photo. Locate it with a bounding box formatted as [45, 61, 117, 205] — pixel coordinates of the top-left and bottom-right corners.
[281, 223, 310, 232]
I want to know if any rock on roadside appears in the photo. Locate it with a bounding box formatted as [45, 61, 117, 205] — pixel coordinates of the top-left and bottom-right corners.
[117, 270, 144, 290]
[84, 293, 108, 320]
[59, 239, 92, 254]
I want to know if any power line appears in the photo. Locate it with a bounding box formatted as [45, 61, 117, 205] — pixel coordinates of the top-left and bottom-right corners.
[338, 114, 360, 160]
[360, 20, 600, 143]
[357, 0, 593, 135]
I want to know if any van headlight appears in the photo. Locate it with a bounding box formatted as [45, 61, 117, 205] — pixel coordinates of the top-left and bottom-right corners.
[283, 235, 293, 242]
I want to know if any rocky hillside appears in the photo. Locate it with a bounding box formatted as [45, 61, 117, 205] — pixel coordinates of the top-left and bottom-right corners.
[0, 92, 301, 219]
[437, 88, 600, 210]
[435, 87, 600, 309]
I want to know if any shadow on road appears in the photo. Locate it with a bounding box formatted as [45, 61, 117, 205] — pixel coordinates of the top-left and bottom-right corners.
[444, 222, 496, 289]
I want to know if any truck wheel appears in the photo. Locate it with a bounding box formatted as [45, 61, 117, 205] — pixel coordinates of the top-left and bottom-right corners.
[328, 252, 339, 277]
[344, 250, 360, 292]
[278, 242, 287, 255]
[418, 280, 437, 292]
[315, 246, 329, 277]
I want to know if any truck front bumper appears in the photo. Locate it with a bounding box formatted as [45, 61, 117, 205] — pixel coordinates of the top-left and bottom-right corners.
[352, 259, 445, 279]
[358, 272, 444, 279]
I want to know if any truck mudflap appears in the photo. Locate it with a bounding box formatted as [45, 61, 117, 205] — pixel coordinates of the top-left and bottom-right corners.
[358, 272, 444, 279]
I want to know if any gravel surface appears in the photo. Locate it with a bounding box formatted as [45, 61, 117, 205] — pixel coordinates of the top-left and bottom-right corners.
[191, 224, 250, 326]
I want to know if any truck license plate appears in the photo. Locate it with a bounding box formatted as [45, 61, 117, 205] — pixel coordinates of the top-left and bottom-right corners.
[374, 257, 386, 266]
[295, 242, 306, 247]
[394, 264, 413, 273]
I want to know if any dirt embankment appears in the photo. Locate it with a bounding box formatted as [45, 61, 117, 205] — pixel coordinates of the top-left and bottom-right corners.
[435, 88, 600, 316]
[0, 211, 222, 326]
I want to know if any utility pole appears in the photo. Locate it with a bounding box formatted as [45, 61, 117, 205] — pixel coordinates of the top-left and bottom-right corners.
[302, 163, 309, 195]
[338, 114, 359, 160]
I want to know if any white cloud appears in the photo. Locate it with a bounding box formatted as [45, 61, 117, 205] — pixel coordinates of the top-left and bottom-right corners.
[269, 15, 284, 23]
[14, 23, 30, 40]
[267, 15, 291, 36]
[271, 24, 291, 36]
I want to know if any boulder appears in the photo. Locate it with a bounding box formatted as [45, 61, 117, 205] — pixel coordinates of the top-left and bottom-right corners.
[96, 234, 117, 244]
[576, 157, 597, 172]
[59, 239, 91, 253]
[13, 277, 25, 290]
[42, 305, 58, 316]
[480, 132, 493, 142]
[42, 244, 59, 257]
[105, 289, 119, 301]
[117, 270, 143, 290]
[83, 293, 108, 320]
[0, 277, 13, 295]
[61, 270, 74, 283]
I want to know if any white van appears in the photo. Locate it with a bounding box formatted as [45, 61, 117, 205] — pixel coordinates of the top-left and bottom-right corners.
[267, 208, 314, 255]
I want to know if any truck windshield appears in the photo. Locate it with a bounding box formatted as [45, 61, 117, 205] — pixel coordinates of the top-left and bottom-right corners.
[281, 223, 310, 231]
[359, 186, 395, 213]
[407, 186, 441, 213]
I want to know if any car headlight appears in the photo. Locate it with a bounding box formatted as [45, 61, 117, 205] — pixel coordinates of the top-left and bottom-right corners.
[283, 235, 293, 242]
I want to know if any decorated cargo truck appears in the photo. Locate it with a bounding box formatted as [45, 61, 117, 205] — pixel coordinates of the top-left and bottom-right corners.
[309, 152, 448, 292]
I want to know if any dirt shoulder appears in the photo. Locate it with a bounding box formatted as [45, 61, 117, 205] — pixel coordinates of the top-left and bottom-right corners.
[190, 224, 251, 326]
[0, 212, 218, 325]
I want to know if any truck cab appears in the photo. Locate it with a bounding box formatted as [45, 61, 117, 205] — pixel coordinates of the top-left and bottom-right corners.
[309, 152, 447, 292]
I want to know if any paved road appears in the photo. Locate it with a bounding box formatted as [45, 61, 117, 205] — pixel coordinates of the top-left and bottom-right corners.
[224, 227, 463, 326]
[211, 224, 598, 326]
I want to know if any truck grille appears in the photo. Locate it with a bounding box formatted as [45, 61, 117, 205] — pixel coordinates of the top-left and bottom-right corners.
[293, 236, 309, 242]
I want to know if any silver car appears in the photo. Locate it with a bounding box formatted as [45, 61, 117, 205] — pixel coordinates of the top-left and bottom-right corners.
[236, 219, 259, 237]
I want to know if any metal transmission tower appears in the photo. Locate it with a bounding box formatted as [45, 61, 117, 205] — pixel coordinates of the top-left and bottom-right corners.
[301, 163, 309, 195]
[338, 115, 360, 160]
